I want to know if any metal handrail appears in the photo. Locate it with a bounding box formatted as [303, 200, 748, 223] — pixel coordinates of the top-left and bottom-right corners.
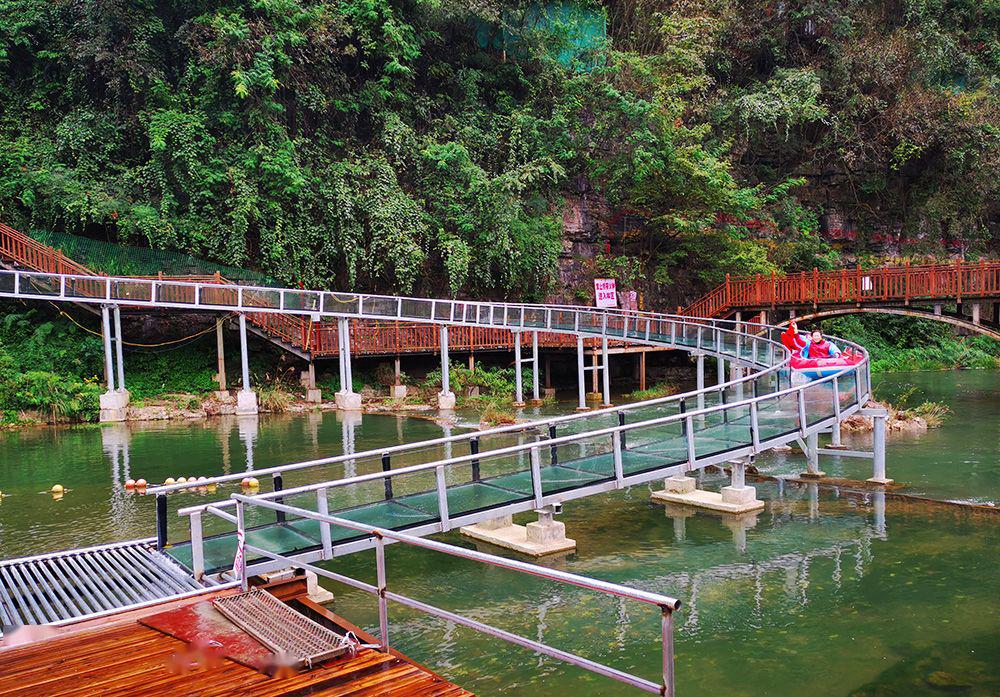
[230, 493, 678, 696]
[176, 351, 865, 520]
[150, 332, 787, 498]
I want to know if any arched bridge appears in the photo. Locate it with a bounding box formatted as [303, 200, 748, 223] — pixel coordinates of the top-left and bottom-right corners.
[683, 260, 1000, 336]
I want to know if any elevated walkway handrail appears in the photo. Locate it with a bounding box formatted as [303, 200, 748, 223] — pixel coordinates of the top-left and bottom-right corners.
[229, 493, 679, 696]
[177, 341, 864, 522]
[149, 326, 787, 498]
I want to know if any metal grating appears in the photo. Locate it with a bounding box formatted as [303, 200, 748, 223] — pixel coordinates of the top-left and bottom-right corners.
[213, 588, 352, 668]
[0, 539, 203, 634]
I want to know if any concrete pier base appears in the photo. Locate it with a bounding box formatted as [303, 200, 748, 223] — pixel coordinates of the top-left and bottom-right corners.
[460, 512, 576, 557]
[305, 388, 323, 403]
[236, 389, 258, 415]
[651, 475, 765, 514]
[866, 476, 895, 485]
[214, 391, 234, 403]
[305, 570, 334, 604]
[799, 469, 827, 479]
[437, 391, 456, 410]
[335, 391, 363, 411]
[99, 390, 130, 423]
[543, 387, 557, 398]
[390, 384, 408, 399]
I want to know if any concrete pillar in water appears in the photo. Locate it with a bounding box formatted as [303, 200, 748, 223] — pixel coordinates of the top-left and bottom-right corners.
[335, 318, 362, 410]
[305, 361, 322, 403]
[972, 302, 981, 326]
[576, 335, 587, 410]
[801, 431, 826, 478]
[99, 305, 129, 422]
[934, 303, 942, 316]
[215, 317, 228, 397]
[236, 314, 258, 415]
[716, 356, 725, 386]
[390, 356, 407, 399]
[437, 325, 456, 410]
[651, 462, 764, 514]
[867, 411, 893, 484]
[459, 506, 576, 556]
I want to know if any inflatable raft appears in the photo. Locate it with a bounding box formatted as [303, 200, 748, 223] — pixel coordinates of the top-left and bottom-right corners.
[781, 326, 864, 380]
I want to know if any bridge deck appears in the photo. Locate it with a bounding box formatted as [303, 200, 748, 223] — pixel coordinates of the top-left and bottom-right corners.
[166, 396, 832, 574]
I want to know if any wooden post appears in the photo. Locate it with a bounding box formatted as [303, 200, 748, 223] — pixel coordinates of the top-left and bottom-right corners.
[725, 273, 731, 305]
[956, 257, 962, 304]
[215, 317, 227, 391]
[639, 351, 647, 391]
[812, 267, 819, 307]
[770, 270, 777, 308]
[855, 264, 862, 303]
[904, 260, 910, 304]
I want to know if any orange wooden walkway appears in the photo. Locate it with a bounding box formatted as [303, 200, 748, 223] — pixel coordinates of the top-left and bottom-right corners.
[682, 260, 1000, 319]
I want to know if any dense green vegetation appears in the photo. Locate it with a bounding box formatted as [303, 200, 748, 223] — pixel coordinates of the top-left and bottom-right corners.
[1, 1, 995, 305]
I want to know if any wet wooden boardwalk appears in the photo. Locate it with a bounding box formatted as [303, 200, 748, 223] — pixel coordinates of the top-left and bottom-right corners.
[0, 578, 472, 697]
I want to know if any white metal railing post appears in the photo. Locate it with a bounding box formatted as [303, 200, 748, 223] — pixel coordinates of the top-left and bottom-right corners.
[375, 535, 389, 651]
[530, 445, 543, 508]
[612, 430, 624, 486]
[435, 465, 450, 531]
[576, 335, 586, 410]
[317, 488, 332, 558]
[235, 500, 248, 591]
[750, 400, 761, 450]
[685, 416, 696, 468]
[105, 276, 111, 300]
[190, 511, 205, 581]
[662, 608, 676, 697]
[13, 270, 19, 295]
[797, 388, 808, 437]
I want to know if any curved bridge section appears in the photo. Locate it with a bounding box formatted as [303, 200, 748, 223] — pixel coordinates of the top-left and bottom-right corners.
[0, 267, 867, 579]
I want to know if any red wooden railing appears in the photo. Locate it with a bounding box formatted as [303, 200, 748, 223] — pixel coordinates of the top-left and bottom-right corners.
[683, 260, 1000, 319]
[0, 223, 600, 358]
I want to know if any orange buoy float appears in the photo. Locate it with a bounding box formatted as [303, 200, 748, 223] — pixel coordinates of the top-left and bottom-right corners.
[124, 479, 136, 489]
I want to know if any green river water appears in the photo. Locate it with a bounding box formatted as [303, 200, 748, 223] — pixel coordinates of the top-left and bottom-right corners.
[0, 370, 997, 695]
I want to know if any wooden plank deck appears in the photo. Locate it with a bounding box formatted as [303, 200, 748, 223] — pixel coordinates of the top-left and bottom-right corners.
[0, 578, 472, 697]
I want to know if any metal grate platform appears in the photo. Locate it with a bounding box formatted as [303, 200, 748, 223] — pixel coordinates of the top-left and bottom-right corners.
[213, 588, 352, 668]
[0, 539, 204, 634]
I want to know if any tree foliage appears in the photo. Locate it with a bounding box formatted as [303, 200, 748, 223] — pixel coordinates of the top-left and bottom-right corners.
[0, 0, 995, 303]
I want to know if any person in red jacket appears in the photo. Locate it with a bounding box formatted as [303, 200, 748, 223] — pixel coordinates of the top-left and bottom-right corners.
[802, 327, 841, 359]
[781, 322, 841, 358]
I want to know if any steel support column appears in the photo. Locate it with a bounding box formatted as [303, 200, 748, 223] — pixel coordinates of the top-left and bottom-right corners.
[101, 305, 115, 392]
[113, 306, 125, 392]
[601, 336, 611, 407]
[576, 335, 586, 410]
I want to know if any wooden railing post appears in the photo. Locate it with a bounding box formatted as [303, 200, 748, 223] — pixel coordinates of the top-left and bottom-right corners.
[855, 264, 862, 302]
[770, 271, 776, 308]
[956, 257, 962, 304]
[812, 267, 819, 307]
[904, 260, 910, 304]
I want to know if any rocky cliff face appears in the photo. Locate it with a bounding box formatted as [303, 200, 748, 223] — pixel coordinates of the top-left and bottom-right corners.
[551, 177, 610, 304]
